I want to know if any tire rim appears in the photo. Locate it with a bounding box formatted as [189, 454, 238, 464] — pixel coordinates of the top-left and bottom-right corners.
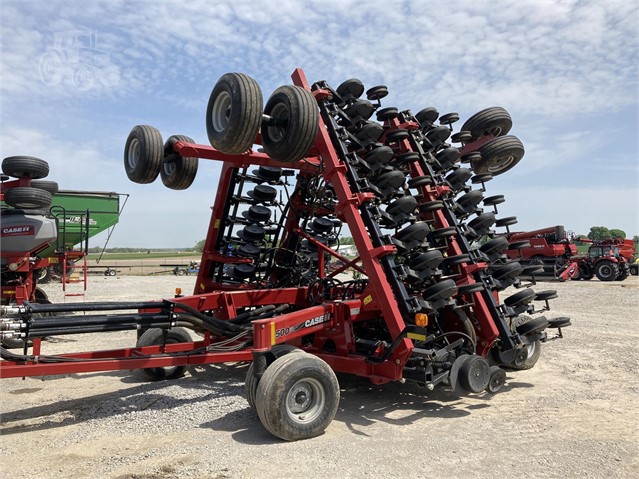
[525, 341, 537, 360]
[163, 160, 176, 176]
[267, 103, 289, 142]
[286, 378, 325, 424]
[17, 201, 41, 208]
[486, 125, 503, 137]
[127, 138, 140, 169]
[600, 265, 612, 278]
[487, 154, 516, 173]
[211, 91, 232, 133]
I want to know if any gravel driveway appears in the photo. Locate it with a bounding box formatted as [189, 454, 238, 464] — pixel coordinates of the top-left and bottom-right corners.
[1, 275, 638, 479]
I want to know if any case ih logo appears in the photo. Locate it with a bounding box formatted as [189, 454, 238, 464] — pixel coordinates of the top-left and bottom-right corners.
[1, 225, 35, 236]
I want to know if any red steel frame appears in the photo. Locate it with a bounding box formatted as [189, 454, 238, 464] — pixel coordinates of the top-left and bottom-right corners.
[1, 68, 506, 381]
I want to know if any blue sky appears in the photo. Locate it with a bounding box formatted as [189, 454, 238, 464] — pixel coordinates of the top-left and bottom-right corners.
[1, 0, 637, 248]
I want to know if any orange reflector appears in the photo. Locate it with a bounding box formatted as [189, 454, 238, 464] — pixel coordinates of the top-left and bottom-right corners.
[415, 313, 428, 327]
[175, 287, 182, 296]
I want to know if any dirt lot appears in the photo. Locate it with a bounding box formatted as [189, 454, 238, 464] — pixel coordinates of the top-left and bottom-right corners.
[1, 275, 638, 479]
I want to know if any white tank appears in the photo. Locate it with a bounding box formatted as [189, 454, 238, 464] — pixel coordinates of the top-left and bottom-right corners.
[1, 209, 57, 262]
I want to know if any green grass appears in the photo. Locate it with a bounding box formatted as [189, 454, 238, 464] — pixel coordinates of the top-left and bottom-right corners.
[86, 251, 200, 261]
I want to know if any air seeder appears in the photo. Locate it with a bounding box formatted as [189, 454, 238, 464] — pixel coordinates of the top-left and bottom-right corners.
[0, 69, 570, 441]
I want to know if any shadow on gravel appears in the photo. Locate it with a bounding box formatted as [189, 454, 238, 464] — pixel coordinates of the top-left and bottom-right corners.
[0, 364, 249, 436]
[196, 372, 535, 443]
[2, 361, 536, 441]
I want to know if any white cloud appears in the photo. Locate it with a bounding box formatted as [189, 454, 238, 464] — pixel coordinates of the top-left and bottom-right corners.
[1, 0, 637, 246]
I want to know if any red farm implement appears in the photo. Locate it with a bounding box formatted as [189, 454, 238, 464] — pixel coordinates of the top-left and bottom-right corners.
[0, 69, 570, 441]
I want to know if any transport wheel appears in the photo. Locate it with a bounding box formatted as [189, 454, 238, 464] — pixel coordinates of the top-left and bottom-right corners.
[35, 267, 52, 284]
[255, 353, 339, 441]
[458, 355, 490, 393]
[124, 125, 163, 184]
[136, 327, 192, 381]
[262, 85, 319, 163]
[595, 260, 618, 282]
[461, 107, 512, 141]
[487, 366, 506, 393]
[2, 156, 49, 179]
[108, 269, 117, 276]
[206, 72, 263, 154]
[3, 187, 52, 209]
[472, 135, 525, 176]
[245, 345, 305, 411]
[493, 338, 541, 371]
[512, 340, 541, 370]
[161, 135, 199, 190]
[30, 180, 59, 195]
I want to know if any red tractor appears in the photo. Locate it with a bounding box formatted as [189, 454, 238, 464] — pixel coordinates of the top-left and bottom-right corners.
[569, 241, 630, 281]
[1, 69, 570, 441]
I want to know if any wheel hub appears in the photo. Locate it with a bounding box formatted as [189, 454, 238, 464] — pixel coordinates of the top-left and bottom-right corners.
[286, 378, 325, 423]
[212, 91, 232, 132]
[127, 138, 140, 169]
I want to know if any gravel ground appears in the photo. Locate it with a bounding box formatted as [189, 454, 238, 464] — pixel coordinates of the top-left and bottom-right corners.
[1, 275, 638, 479]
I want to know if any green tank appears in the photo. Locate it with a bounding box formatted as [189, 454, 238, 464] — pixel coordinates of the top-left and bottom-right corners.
[41, 189, 122, 257]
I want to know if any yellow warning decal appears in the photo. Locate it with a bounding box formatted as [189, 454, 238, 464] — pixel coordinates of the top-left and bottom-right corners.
[270, 322, 276, 345]
[214, 219, 220, 228]
[407, 332, 427, 342]
[2, 290, 15, 295]
[49, 257, 59, 263]
[363, 295, 373, 305]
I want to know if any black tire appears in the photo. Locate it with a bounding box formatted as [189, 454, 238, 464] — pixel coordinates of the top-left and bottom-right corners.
[262, 85, 319, 163]
[255, 353, 339, 441]
[35, 267, 52, 284]
[487, 366, 507, 393]
[161, 135, 198, 190]
[493, 339, 542, 371]
[2, 156, 49, 179]
[3, 187, 52, 209]
[516, 316, 549, 336]
[461, 107, 512, 141]
[473, 135, 525, 176]
[245, 346, 305, 411]
[479, 236, 508, 255]
[595, 260, 618, 282]
[124, 125, 163, 184]
[136, 327, 192, 381]
[30, 180, 59, 195]
[616, 268, 629, 281]
[503, 288, 535, 308]
[580, 264, 594, 280]
[206, 73, 263, 154]
[511, 340, 541, 370]
[458, 355, 491, 393]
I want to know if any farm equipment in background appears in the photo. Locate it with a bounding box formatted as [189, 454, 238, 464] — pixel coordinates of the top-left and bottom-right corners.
[589, 238, 636, 276]
[1, 69, 571, 441]
[1, 157, 126, 308]
[505, 226, 577, 276]
[157, 261, 201, 276]
[34, 189, 125, 284]
[565, 240, 631, 281]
